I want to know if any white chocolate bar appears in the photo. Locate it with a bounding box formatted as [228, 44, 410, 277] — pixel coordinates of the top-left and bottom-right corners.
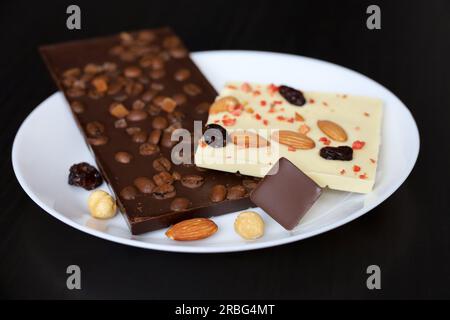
[194, 82, 383, 193]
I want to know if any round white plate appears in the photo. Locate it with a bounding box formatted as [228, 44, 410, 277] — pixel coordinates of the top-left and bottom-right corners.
[12, 51, 419, 253]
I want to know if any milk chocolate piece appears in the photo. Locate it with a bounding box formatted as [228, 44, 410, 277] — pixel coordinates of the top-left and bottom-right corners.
[40, 28, 254, 234]
[250, 158, 322, 230]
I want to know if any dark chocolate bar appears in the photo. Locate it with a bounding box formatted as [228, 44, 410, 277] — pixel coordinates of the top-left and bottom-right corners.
[40, 28, 257, 234]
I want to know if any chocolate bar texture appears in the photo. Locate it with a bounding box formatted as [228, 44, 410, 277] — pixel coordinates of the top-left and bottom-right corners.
[40, 28, 256, 234]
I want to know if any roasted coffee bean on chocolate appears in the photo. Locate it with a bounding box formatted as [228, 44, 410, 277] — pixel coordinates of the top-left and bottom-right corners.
[114, 118, 128, 129]
[62, 67, 81, 78]
[227, 185, 246, 200]
[153, 183, 176, 200]
[120, 186, 138, 200]
[70, 101, 85, 114]
[125, 81, 144, 96]
[167, 111, 184, 124]
[126, 126, 141, 135]
[127, 109, 148, 122]
[115, 151, 133, 164]
[153, 171, 173, 186]
[174, 69, 191, 81]
[148, 129, 162, 144]
[141, 89, 157, 102]
[210, 184, 227, 202]
[183, 83, 202, 96]
[151, 82, 164, 91]
[87, 136, 108, 146]
[131, 131, 148, 143]
[147, 104, 161, 116]
[153, 157, 171, 172]
[173, 93, 187, 106]
[203, 123, 229, 148]
[152, 116, 168, 129]
[124, 66, 142, 78]
[86, 121, 105, 137]
[170, 197, 191, 212]
[68, 162, 103, 190]
[169, 47, 188, 59]
[133, 177, 155, 194]
[132, 99, 146, 110]
[139, 143, 159, 156]
[181, 174, 205, 189]
[150, 69, 165, 80]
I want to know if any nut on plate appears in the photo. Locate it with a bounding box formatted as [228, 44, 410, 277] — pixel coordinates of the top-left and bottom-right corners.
[88, 190, 117, 219]
[234, 211, 265, 240]
[166, 218, 218, 241]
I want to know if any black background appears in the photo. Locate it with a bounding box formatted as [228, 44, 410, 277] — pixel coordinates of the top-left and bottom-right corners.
[1, 0, 449, 299]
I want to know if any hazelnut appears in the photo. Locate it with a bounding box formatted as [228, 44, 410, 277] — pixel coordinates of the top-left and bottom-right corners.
[234, 211, 264, 240]
[88, 190, 117, 219]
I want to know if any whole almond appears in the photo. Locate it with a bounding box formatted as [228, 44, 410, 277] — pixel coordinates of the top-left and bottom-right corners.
[271, 130, 315, 150]
[230, 130, 269, 148]
[209, 96, 239, 114]
[317, 120, 348, 142]
[165, 218, 218, 241]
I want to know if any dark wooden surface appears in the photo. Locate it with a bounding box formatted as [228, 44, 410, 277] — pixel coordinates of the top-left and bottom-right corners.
[1, 0, 449, 299]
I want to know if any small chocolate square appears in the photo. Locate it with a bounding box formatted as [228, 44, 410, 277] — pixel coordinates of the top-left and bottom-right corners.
[250, 157, 322, 230]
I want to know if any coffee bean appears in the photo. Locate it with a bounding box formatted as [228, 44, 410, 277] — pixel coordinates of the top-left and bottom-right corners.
[167, 111, 185, 124]
[161, 97, 177, 113]
[227, 185, 246, 200]
[107, 81, 123, 95]
[62, 68, 81, 78]
[120, 51, 137, 62]
[131, 131, 148, 143]
[210, 184, 227, 202]
[183, 83, 202, 96]
[152, 116, 168, 129]
[153, 171, 173, 186]
[174, 69, 191, 81]
[170, 197, 191, 212]
[132, 99, 146, 110]
[138, 30, 156, 42]
[153, 96, 166, 108]
[127, 110, 148, 121]
[133, 177, 155, 194]
[141, 89, 157, 102]
[163, 36, 181, 49]
[67, 88, 85, 98]
[123, 66, 142, 78]
[87, 136, 108, 146]
[139, 143, 159, 156]
[70, 101, 84, 114]
[195, 102, 210, 114]
[170, 47, 188, 59]
[139, 55, 154, 68]
[115, 151, 132, 164]
[148, 129, 162, 145]
[161, 131, 176, 148]
[86, 121, 105, 137]
[150, 69, 165, 80]
[153, 184, 176, 200]
[148, 104, 161, 116]
[242, 179, 258, 190]
[151, 57, 165, 70]
[102, 62, 117, 73]
[120, 186, 137, 200]
[173, 93, 187, 106]
[153, 157, 171, 172]
[125, 81, 144, 96]
[181, 174, 205, 189]
[84, 63, 102, 75]
[114, 118, 127, 129]
[151, 82, 164, 91]
[126, 126, 141, 135]
[172, 171, 181, 181]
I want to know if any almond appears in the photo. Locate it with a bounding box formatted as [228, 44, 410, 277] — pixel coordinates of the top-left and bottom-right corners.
[317, 120, 347, 142]
[165, 218, 218, 241]
[209, 96, 239, 114]
[230, 130, 269, 148]
[271, 130, 315, 150]
[109, 102, 130, 118]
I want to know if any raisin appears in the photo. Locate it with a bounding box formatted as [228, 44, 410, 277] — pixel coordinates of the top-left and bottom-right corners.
[68, 162, 103, 190]
[203, 123, 229, 148]
[279, 85, 306, 106]
[319, 146, 353, 161]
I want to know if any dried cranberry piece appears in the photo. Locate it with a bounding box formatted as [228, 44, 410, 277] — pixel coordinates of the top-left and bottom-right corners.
[279, 85, 306, 106]
[203, 124, 229, 148]
[319, 146, 353, 161]
[68, 162, 103, 190]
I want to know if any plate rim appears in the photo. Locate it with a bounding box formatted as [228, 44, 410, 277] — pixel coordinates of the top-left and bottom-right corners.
[12, 50, 420, 253]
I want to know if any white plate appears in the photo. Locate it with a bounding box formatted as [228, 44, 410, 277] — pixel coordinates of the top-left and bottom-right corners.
[12, 51, 419, 253]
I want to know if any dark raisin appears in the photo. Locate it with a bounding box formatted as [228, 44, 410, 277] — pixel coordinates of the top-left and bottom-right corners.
[203, 123, 229, 148]
[279, 85, 306, 106]
[68, 162, 103, 190]
[319, 146, 353, 161]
